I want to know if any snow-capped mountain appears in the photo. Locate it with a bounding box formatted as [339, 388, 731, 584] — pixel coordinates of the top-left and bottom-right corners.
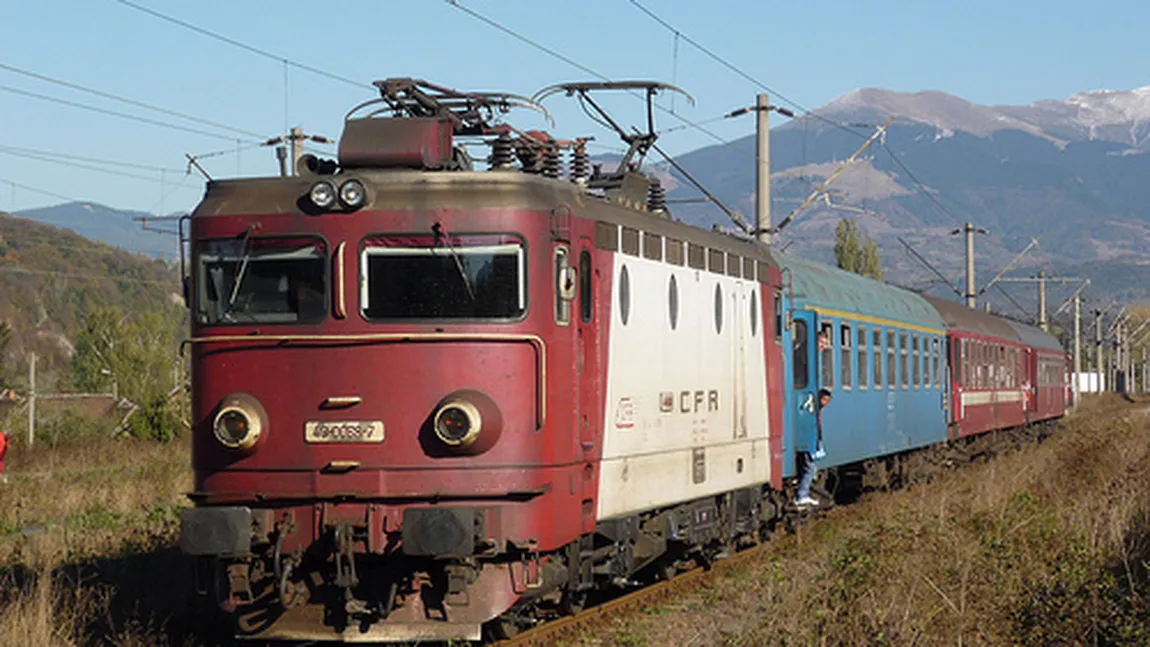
[661, 84, 1150, 308]
[810, 86, 1150, 148]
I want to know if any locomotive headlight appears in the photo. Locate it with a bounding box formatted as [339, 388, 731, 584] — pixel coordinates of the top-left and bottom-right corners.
[309, 181, 336, 210]
[338, 179, 366, 209]
[212, 393, 266, 450]
[433, 400, 482, 447]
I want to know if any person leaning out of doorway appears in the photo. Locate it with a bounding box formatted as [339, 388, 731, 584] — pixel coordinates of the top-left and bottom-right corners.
[794, 388, 832, 508]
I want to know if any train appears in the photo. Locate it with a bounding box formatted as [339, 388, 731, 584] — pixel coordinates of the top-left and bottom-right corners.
[177, 78, 1069, 643]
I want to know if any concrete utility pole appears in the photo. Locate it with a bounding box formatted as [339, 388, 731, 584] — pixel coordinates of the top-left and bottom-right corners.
[1050, 278, 1088, 402]
[1073, 291, 1081, 408]
[999, 274, 1080, 332]
[964, 223, 977, 308]
[262, 128, 333, 177]
[755, 94, 772, 245]
[1037, 271, 1047, 332]
[950, 223, 989, 309]
[27, 352, 35, 447]
[1136, 349, 1145, 395]
[1095, 309, 1104, 391]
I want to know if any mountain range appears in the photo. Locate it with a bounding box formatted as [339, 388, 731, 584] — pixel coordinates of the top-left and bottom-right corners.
[663, 86, 1150, 315]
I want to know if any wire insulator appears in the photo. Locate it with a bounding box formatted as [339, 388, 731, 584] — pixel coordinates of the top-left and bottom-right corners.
[488, 132, 515, 170]
[516, 139, 541, 174]
[647, 177, 667, 214]
[541, 141, 560, 179]
[570, 141, 589, 185]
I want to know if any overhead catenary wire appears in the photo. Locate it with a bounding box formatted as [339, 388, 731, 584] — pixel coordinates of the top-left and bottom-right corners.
[0, 148, 202, 189]
[625, 0, 872, 141]
[114, 0, 369, 90]
[0, 62, 266, 140]
[0, 145, 185, 174]
[0, 84, 254, 143]
[444, 0, 731, 147]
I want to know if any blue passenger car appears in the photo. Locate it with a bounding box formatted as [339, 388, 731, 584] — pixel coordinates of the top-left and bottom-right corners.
[775, 252, 949, 479]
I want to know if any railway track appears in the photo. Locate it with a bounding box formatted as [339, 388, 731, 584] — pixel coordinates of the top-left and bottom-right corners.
[493, 539, 775, 647]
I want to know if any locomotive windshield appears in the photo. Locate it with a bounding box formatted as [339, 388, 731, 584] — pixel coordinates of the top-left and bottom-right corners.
[196, 237, 327, 325]
[360, 235, 525, 320]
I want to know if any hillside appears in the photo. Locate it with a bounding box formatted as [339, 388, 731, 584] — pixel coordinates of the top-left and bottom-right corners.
[14, 202, 180, 259]
[661, 86, 1150, 311]
[0, 211, 183, 391]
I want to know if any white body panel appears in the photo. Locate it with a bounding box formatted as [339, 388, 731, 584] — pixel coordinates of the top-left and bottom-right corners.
[597, 248, 771, 520]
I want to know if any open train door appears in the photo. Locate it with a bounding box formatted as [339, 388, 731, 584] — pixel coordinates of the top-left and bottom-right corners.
[788, 310, 819, 457]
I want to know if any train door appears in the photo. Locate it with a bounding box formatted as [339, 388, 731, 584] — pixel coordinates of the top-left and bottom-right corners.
[1025, 348, 1038, 418]
[575, 240, 599, 534]
[789, 310, 819, 454]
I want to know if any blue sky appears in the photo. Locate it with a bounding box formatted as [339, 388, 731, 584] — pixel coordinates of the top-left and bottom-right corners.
[2, 0, 1147, 217]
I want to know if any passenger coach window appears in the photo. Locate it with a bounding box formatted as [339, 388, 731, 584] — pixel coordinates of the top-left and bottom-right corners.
[858, 326, 868, 390]
[820, 323, 834, 389]
[933, 339, 941, 388]
[793, 320, 810, 390]
[197, 236, 327, 325]
[841, 324, 853, 389]
[360, 235, 524, 319]
[900, 331, 909, 388]
[912, 335, 920, 388]
[886, 330, 896, 388]
[874, 328, 883, 389]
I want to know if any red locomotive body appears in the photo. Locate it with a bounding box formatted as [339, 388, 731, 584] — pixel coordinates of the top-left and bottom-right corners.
[181, 79, 787, 642]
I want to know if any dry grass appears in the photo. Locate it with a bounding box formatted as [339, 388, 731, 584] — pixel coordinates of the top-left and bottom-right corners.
[580, 395, 1150, 646]
[0, 435, 191, 561]
[0, 434, 220, 646]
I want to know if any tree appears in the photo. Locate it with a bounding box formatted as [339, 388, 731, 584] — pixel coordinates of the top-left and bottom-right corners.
[68, 306, 184, 440]
[834, 218, 884, 281]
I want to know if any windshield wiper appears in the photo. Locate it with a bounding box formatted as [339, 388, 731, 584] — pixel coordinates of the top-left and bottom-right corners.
[226, 225, 257, 311]
[432, 222, 476, 302]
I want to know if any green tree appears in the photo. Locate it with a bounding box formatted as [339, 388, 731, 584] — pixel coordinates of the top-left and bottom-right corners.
[834, 218, 884, 281]
[68, 306, 184, 440]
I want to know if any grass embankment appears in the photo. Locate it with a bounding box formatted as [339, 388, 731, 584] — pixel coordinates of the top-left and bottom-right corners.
[0, 435, 214, 646]
[583, 396, 1150, 646]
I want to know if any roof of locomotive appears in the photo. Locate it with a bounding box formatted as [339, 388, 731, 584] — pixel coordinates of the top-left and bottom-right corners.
[922, 295, 1024, 343]
[774, 250, 946, 332]
[191, 169, 593, 218]
[191, 167, 781, 271]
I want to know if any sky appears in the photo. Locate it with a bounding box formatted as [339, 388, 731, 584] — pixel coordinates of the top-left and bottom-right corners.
[2, 0, 1148, 217]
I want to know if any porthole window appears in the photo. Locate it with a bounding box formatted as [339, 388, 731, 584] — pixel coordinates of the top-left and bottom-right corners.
[619, 264, 631, 325]
[714, 284, 723, 334]
[750, 290, 758, 336]
[668, 274, 679, 330]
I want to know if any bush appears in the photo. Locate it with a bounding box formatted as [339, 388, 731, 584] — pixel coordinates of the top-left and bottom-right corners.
[125, 397, 182, 443]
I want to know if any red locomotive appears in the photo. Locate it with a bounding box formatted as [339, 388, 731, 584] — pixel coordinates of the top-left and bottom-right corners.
[180, 79, 787, 642]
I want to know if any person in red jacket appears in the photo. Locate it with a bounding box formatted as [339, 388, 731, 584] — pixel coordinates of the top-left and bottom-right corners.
[0, 430, 8, 484]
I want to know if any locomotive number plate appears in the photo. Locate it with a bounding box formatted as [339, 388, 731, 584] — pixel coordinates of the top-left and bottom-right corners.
[305, 421, 385, 443]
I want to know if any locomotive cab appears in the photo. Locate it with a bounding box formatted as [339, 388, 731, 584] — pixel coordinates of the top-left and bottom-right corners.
[181, 80, 603, 642]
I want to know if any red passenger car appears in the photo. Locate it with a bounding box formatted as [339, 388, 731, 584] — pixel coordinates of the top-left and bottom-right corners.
[926, 297, 1066, 438]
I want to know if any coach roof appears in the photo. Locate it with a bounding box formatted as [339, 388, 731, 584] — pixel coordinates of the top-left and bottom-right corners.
[776, 251, 945, 333]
